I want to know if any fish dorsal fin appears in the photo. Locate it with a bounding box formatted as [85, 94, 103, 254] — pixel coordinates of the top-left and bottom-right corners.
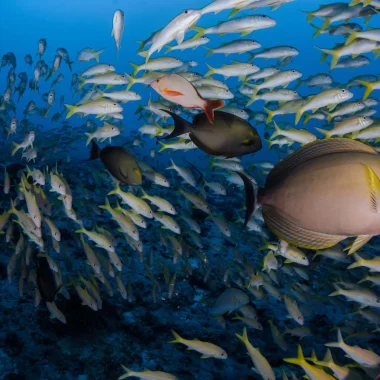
[265, 138, 377, 189]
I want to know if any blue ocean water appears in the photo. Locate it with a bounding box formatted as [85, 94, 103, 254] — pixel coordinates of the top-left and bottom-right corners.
[1, 0, 380, 379]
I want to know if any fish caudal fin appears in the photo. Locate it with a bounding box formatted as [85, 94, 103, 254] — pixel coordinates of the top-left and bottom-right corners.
[315, 127, 331, 138]
[11, 142, 20, 156]
[204, 100, 224, 123]
[236, 327, 249, 344]
[158, 110, 192, 140]
[205, 64, 215, 77]
[169, 330, 183, 344]
[246, 86, 259, 107]
[119, 364, 134, 379]
[237, 172, 256, 231]
[89, 141, 101, 161]
[325, 329, 344, 348]
[191, 26, 206, 40]
[129, 62, 139, 77]
[65, 104, 76, 119]
[85, 133, 93, 146]
[356, 80, 374, 100]
[310, 24, 321, 38]
[284, 345, 307, 365]
[95, 49, 104, 63]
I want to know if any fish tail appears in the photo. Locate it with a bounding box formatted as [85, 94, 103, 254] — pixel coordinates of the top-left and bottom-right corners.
[310, 24, 321, 38]
[99, 197, 111, 211]
[65, 104, 77, 119]
[246, 86, 259, 107]
[295, 109, 303, 125]
[94, 49, 104, 63]
[169, 329, 183, 344]
[263, 107, 274, 123]
[74, 226, 85, 234]
[205, 64, 215, 77]
[265, 138, 274, 150]
[284, 345, 307, 365]
[270, 121, 282, 139]
[325, 329, 344, 348]
[89, 140, 101, 161]
[158, 141, 167, 153]
[315, 127, 331, 138]
[136, 40, 145, 53]
[204, 47, 213, 57]
[166, 159, 176, 171]
[328, 284, 342, 297]
[120, 364, 135, 378]
[347, 253, 363, 269]
[107, 185, 119, 196]
[129, 62, 139, 77]
[344, 28, 357, 45]
[204, 99, 224, 123]
[85, 133, 92, 146]
[77, 77, 86, 90]
[11, 142, 20, 156]
[236, 327, 249, 344]
[158, 110, 192, 140]
[191, 26, 206, 40]
[321, 18, 331, 31]
[356, 80, 374, 100]
[349, 0, 361, 4]
[300, 11, 314, 23]
[236, 172, 256, 231]
[125, 74, 135, 91]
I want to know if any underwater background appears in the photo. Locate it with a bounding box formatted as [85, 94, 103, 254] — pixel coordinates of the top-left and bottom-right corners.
[0, 0, 380, 379]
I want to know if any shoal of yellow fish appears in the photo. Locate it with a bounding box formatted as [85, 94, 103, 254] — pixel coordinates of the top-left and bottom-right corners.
[1, 0, 380, 378]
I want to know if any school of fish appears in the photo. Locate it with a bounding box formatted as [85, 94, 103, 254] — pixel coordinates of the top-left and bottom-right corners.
[1, 0, 380, 379]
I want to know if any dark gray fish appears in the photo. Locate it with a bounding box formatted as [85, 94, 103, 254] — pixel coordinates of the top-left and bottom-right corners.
[161, 110, 262, 158]
[36, 254, 60, 302]
[89, 141, 142, 186]
[24, 54, 33, 65]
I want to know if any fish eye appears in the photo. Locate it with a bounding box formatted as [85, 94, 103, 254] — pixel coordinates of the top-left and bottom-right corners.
[364, 116, 367, 120]
[113, 103, 117, 106]
[292, 70, 296, 73]
[184, 10, 188, 13]
[133, 230, 136, 234]
[293, 91, 297, 94]
[342, 90, 346, 93]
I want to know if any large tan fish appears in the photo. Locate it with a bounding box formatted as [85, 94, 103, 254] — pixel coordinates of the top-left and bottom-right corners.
[249, 138, 380, 254]
[150, 73, 224, 123]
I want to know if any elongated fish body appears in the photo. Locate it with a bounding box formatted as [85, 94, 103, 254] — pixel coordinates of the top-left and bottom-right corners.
[258, 139, 380, 253]
[112, 10, 124, 53]
[162, 111, 261, 157]
[150, 73, 224, 123]
[148, 10, 201, 61]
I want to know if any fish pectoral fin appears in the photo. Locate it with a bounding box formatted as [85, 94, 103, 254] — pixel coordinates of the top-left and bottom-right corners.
[362, 164, 380, 213]
[163, 88, 184, 96]
[344, 235, 373, 255]
[175, 31, 185, 45]
[200, 355, 211, 359]
[262, 205, 345, 250]
[118, 167, 128, 182]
